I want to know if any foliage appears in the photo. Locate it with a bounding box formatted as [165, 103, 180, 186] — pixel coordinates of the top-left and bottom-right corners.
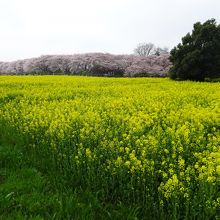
[0, 76, 220, 219]
[169, 19, 220, 81]
[0, 53, 171, 77]
[1, 145, 136, 219]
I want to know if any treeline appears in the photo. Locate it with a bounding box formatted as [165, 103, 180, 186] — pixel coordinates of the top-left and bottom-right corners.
[0, 53, 171, 77]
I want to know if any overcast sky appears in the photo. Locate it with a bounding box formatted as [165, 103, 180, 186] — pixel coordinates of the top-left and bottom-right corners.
[0, 0, 219, 61]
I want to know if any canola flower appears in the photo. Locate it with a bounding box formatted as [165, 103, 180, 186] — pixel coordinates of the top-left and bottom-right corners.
[0, 76, 219, 218]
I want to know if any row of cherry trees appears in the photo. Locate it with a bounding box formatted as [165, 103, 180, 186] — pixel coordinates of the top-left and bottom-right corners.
[0, 53, 171, 77]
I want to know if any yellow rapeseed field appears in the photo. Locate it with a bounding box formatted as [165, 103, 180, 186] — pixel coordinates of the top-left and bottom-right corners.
[0, 76, 219, 218]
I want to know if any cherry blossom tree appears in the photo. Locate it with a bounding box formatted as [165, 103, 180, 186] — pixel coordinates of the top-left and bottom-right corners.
[0, 53, 171, 77]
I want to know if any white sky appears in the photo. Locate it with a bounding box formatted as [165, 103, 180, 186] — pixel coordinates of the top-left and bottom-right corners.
[0, 0, 220, 61]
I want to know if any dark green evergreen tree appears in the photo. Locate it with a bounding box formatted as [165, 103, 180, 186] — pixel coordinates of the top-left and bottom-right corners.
[169, 19, 220, 81]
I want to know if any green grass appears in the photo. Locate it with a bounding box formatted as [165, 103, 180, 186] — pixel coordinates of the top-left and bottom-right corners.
[0, 144, 143, 219]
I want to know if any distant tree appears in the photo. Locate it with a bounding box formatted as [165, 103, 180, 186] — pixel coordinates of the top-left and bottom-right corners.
[124, 54, 171, 77]
[134, 43, 169, 57]
[154, 47, 169, 56]
[0, 53, 171, 77]
[169, 19, 220, 81]
[134, 42, 155, 56]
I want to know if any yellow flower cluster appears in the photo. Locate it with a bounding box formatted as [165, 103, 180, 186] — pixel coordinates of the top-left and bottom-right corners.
[0, 76, 219, 213]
